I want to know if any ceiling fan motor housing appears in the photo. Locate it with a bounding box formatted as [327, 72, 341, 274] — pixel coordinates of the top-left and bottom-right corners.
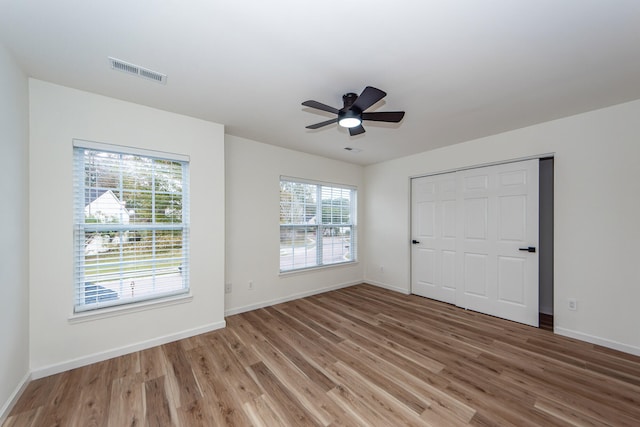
[342, 92, 358, 108]
[338, 108, 362, 124]
[339, 93, 362, 127]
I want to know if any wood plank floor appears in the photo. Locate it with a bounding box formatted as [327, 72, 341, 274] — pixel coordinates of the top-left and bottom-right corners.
[5, 284, 640, 426]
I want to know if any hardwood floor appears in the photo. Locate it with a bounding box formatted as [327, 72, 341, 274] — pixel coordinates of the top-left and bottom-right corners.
[5, 284, 640, 426]
[539, 313, 554, 332]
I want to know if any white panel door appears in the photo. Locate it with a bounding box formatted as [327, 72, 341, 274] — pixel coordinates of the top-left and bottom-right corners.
[456, 159, 539, 326]
[411, 173, 457, 304]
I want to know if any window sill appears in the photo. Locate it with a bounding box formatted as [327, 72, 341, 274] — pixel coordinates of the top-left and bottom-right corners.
[68, 292, 193, 324]
[279, 261, 359, 277]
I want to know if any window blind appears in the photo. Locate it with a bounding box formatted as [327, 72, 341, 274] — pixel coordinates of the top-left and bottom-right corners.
[280, 177, 357, 272]
[73, 140, 190, 312]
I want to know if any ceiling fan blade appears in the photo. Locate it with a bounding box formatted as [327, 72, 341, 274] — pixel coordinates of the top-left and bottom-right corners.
[362, 111, 405, 123]
[302, 100, 339, 115]
[306, 118, 338, 129]
[352, 86, 386, 112]
[349, 125, 366, 136]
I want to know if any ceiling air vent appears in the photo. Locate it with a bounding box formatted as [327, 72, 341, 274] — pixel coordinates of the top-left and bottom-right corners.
[108, 57, 167, 84]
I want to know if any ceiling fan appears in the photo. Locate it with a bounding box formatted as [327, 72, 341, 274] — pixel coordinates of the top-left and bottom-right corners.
[302, 86, 405, 136]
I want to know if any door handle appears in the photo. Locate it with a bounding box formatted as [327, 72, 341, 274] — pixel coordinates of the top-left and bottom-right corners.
[519, 246, 536, 253]
[412, 240, 420, 244]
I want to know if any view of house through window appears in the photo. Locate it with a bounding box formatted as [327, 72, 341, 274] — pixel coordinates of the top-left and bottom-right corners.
[280, 177, 356, 272]
[73, 140, 190, 312]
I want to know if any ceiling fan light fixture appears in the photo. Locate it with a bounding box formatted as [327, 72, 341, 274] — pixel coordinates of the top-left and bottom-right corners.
[338, 117, 362, 128]
[338, 109, 362, 128]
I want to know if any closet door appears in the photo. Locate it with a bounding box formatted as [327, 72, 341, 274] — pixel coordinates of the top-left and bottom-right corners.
[411, 173, 457, 304]
[411, 159, 539, 327]
[456, 160, 539, 326]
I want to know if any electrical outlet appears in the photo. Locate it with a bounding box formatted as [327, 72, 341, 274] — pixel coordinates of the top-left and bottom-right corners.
[225, 282, 232, 294]
[248, 280, 254, 290]
[568, 298, 577, 311]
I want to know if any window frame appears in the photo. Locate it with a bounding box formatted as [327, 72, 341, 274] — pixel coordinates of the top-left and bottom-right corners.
[279, 176, 357, 273]
[72, 139, 190, 313]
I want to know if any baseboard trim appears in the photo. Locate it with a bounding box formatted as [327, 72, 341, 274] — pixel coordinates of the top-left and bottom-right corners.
[224, 281, 360, 316]
[31, 320, 226, 380]
[554, 326, 640, 357]
[363, 280, 411, 295]
[0, 371, 31, 424]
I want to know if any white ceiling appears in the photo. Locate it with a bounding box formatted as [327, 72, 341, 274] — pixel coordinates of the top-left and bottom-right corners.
[2, 1, 640, 165]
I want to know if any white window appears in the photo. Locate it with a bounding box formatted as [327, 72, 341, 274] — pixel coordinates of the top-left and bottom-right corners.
[280, 177, 357, 272]
[73, 140, 190, 312]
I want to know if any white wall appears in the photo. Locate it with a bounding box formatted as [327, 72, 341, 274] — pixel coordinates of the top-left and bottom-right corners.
[225, 135, 364, 314]
[29, 80, 226, 375]
[0, 44, 30, 419]
[364, 99, 640, 355]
